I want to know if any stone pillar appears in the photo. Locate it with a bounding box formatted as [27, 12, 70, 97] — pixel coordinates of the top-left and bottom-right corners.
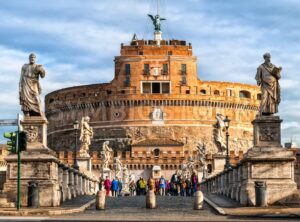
[78, 173, 83, 195]
[58, 164, 64, 204]
[236, 164, 242, 202]
[73, 171, 79, 196]
[82, 176, 86, 195]
[220, 173, 225, 195]
[62, 166, 71, 201]
[69, 169, 76, 198]
[231, 167, 237, 200]
[240, 115, 297, 206]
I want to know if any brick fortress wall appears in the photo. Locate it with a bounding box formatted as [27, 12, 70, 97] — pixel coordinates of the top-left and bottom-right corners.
[45, 39, 261, 159]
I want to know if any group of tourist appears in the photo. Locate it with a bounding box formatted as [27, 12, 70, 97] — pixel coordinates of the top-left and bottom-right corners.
[99, 171, 199, 197]
[128, 172, 199, 196]
[99, 176, 123, 197]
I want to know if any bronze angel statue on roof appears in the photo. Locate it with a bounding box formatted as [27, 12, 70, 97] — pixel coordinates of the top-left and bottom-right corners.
[148, 14, 166, 32]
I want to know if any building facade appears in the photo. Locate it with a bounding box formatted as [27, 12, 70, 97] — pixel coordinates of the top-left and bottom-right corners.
[45, 36, 260, 178]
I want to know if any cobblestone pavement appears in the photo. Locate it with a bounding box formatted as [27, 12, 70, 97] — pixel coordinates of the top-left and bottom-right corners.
[0, 195, 300, 221]
[47, 196, 300, 221]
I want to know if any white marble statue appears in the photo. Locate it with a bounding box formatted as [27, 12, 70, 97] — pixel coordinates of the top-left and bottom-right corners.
[152, 107, 164, 121]
[79, 116, 93, 157]
[255, 53, 282, 115]
[19, 53, 46, 116]
[215, 113, 226, 153]
[101, 141, 113, 169]
[122, 165, 130, 192]
[197, 143, 206, 166]
[114, 157, 123, 179]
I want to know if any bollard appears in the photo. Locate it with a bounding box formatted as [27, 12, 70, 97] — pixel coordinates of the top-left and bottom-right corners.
[146, 190, 156, 209]
[255, 181, 267, 207]
[96, 190, 106, 210]
[194, 190, 204, 210]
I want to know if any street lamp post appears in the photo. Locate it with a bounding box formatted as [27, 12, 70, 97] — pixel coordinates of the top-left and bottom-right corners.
[73, 120, 79, 170]
[224, 116, 231, 170]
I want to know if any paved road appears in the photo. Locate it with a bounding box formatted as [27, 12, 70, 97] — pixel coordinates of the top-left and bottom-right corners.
[0, 196, 299, 221]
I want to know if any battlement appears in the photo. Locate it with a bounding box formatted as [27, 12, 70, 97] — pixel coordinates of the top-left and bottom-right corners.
[58, 150, 243, 173]
[120, 39, 192, 56]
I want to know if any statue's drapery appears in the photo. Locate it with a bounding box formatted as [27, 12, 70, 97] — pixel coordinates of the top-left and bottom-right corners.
[19, 64, 45, 115]
[255, 63, 281, 115]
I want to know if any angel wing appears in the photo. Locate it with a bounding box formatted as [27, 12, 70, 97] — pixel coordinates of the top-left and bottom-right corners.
[147, 14, 155, 21]
[160, 18, 166, 21]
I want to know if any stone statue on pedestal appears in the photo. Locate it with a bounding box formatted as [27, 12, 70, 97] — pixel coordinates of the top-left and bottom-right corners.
[214, 113, 226, 153]
[114, 157, 123, 179]
[101, 141, 113, 170]
[255, 53, 282, 116]
[19, 53, 46, 117]
[79, 116, 93, 157]
[147, 14, 166, 32]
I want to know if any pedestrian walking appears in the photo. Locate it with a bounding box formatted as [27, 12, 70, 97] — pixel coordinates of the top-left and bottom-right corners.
[139, 177, 147, 195]
[129, 180, 136, 196]
[104, 176, 111, 196]
[111, 178, 119, 197]
[118, 180, 123, 196]
[159, 176, 166, 196]
[136, 177, 142, 196]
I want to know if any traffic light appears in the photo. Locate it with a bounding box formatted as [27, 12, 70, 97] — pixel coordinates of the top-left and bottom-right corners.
[18, 131, 27, 152]
[3, 132, 17, 154]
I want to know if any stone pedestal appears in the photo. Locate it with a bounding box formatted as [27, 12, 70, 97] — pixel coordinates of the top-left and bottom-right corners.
[3, 116, 60, 207]
[77, 156, 92, 176]
[20, 116, 50, 152]
[212, 154, 226, 174]
[101, 168, 111, 180]
[239, 115, 297, 206]
[3, 152, 60, 207]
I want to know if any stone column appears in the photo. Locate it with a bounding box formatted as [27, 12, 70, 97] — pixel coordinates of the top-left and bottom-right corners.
[78, 173, 83, 195]
[231, 167, 237, 200]
[62, 166, 71, 201]
[69, 169, 76, 199]
[58, 164, 64, 204]
[220, 173, 225, 195]
[236, 164, 242, 202]
[73, 170, 79, 196]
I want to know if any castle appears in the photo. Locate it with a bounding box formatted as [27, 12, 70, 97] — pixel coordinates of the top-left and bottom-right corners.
[45, 15, 260, 179]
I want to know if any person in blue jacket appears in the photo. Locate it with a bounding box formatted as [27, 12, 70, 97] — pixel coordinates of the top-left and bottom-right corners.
[111, 177, 119, 197]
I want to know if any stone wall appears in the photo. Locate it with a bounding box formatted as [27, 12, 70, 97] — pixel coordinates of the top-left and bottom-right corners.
[45, 38, 260, 163]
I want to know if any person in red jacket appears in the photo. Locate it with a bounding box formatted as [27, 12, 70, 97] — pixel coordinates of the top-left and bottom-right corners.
[104, 176, 111, 196]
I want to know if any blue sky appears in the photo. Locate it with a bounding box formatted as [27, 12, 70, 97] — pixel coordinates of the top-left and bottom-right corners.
[0, 0, 300, 145]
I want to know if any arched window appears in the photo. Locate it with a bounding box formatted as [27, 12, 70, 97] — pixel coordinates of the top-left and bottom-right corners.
[239, 90, 251, 99]
[214, 90, 220, 96]
[200, 89, 206, 95]
[153, 148, 160, 157]
[257, 93, 262, 100]
[207, 164, 212, 174]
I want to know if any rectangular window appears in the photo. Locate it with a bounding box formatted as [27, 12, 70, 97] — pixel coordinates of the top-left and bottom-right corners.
[141, 81, 170, 94]
[142, 83, 151, 94]
[152, 82, 160, 93]
[144, 64, 150, 75]
[162, 82, 170, 94]
[162, 64, 168, 75]
[125, 64, 131, 75]
[181, 64, 187, 75]
[227, 89, 232, 97]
